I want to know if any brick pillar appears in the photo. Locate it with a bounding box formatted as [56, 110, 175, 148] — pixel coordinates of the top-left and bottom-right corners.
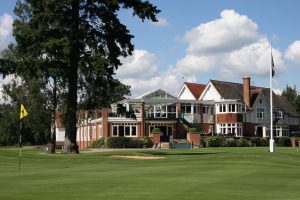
[140, 102, 145, 137]
[102, 108, 109, 138]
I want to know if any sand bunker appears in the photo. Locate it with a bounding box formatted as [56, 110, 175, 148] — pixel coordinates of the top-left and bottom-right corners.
[112, 155, 165, 160]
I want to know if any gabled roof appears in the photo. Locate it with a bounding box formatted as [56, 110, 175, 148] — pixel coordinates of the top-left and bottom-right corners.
[184, 82, 206, 99]
[210, 80, 248, 100]
[260, 89, 300, 117]
[210, 79, 299, 117]
[136, 88, 177, 100]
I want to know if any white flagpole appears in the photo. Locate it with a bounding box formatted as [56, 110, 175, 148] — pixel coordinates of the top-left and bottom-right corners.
[269, 44, 274, 152]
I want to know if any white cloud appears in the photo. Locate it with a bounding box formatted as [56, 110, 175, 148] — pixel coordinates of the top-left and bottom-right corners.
[121, 71, 180, 98]
[0, 13, 13, 50]
[183, 9, 258, 55]
[221, 38, 285, 77]
[117, 49, 159, 79]
[150, 17, 170, 27]
[285, 40, 300, 65]
[175, 9, 285, 79]
[116, 50, 183, 97]
[176, 54, 216, 75]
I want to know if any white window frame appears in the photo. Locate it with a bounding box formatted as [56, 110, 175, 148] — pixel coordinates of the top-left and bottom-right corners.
[274, 108, 283, 119]
[256, 108, 264, 119]
[217, 123, 243, 137]
[112, 123, 137, 137]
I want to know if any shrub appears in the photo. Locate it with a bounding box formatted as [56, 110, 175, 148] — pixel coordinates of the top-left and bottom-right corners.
[225, 137, 237, 147]
[106, 137, 129, 148]
[189, 128, 198, 133]
[139, 137, 153, 148]
[152, 128, 161, 133]
[205, 136, 225, 147]
[277, 136, 291, 147]
[260, 138, 269, 146]
[236, 138, 249, 147]
[250, 137, 261, 147]
[90, 138, 106, 148]
[200, 138, 206, 147]
[105, 137, 153, 148]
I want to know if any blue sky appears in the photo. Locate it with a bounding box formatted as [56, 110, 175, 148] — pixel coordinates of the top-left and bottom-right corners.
[1, 0, 300, 98]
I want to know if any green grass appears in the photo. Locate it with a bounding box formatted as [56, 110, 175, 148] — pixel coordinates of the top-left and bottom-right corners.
[1, 147, 300, 200]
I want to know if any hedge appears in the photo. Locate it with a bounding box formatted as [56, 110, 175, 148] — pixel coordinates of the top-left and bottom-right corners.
[205, 136, 226, 147]
[97, 137, 153, 149]
[277, 136, 291, 147]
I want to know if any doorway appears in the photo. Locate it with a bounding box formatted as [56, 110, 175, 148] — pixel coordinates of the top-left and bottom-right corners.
[257, 126, 263, 137]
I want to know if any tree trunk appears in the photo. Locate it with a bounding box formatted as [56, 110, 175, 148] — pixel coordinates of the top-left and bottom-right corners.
[63, 0, 80, 154]
[50, 77, 57, 153]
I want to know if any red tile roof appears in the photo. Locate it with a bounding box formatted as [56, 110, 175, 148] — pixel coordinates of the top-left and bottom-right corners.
[185, 82, 206, 99]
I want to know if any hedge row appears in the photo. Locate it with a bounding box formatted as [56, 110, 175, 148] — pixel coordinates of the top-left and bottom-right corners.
[204, 136, 293, 147]
[90, 137, 153, 149]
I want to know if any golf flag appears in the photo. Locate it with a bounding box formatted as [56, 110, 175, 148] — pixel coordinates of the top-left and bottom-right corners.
[271, 52, 275, 77]
[20, 104, 28, 119]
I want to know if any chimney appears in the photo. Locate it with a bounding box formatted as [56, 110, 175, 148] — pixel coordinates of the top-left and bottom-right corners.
[243, 76, 251, 106]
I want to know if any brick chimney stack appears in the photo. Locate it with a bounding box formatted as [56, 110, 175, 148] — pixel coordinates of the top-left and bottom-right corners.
[243, 76, 251, 107]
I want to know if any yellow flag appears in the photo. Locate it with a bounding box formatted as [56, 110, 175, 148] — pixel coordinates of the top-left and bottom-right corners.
[20, 104, 28, 119]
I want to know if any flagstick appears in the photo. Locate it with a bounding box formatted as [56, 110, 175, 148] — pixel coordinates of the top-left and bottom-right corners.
[19, 120, 22, 172]
[269, 44, 274, 153]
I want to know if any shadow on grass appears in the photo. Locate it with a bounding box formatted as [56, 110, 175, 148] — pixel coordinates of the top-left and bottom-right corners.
[140, 151, 222, 156]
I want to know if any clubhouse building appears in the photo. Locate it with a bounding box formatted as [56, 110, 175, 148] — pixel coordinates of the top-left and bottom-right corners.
[55, 76, 300, 149]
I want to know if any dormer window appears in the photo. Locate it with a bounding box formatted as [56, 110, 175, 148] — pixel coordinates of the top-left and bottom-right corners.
[274, 108, 283, 119]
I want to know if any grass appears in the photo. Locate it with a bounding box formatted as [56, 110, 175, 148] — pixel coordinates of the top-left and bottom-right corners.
[1, 147, 300, 200]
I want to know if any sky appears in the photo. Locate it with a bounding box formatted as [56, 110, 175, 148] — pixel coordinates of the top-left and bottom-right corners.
[1, 0, 300, 99]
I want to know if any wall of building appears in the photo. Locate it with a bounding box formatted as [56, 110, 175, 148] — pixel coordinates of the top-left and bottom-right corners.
[216, 113, 243, 123]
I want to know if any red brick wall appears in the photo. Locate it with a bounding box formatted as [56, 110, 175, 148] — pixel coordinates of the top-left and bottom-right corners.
[187, 133, 201, 146]
[216, 113, 243, 123]
[202, 123, 214, 134]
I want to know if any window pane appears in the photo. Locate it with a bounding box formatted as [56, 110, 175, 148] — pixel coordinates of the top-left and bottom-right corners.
[113, 126, 118, 136]
[125, 126, 130, 136]
[132, 126, 136, 136]
[119, 126, 124, 137]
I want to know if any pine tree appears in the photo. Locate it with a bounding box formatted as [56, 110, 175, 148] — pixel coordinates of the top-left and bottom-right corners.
[0, 0, 160, 153]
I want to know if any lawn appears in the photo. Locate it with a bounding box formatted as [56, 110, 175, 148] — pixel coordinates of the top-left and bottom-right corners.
[1, 147, 300, 200]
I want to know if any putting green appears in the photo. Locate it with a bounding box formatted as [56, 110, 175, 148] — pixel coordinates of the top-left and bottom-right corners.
[0, 147, 300, 200]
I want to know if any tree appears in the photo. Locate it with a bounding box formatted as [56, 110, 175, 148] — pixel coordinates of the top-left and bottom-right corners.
[282, 85, 300, 114]
[0, 0, 160, 153]
[0, 78, 52, 146]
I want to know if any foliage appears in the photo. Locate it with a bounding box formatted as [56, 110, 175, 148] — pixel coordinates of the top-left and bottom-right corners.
[250, 137, 262, 146]
[0, 0, 159, 153]
[225, 137, 237, 147]
[205, 136, 226, 147]
[188, 127, 198, 133]
[139, 137, 154, 148]
[152, 128, 161, 133]
[282, 85, 300, 114]
[200, 138, 206, 147]
[0, 78, 52, 146]
[0, 104, 19, 146]
[105, 137, 153, 148]
[236, 138, 249, 147]
[277, 136, 291, 147]
[260, 138, 269, 146]
[90, 138, 106, 148]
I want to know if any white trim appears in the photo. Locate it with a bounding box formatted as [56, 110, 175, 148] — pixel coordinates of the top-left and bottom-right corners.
[199, 82, 222, 101]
